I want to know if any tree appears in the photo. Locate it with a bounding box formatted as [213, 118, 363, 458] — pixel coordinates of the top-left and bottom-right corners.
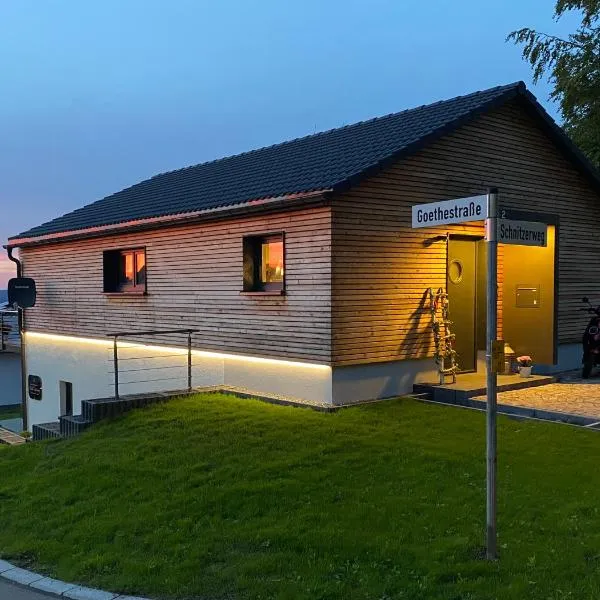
[508, 1, 600, 166]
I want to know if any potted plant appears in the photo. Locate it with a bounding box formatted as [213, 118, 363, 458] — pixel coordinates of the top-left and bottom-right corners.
[517, 355, 533, 378]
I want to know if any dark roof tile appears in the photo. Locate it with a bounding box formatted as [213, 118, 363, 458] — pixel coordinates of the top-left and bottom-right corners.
[12, 81, 594, 241]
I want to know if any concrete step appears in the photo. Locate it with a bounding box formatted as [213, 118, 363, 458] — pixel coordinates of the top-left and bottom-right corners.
[413, 374, 555, 404]
[81, 391, 175, 423]
[32, 422, 63, 441]
[59, 414, 92, 437]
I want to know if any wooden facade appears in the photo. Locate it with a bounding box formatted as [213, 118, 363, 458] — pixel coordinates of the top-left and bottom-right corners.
[20, 207, 332, 363]
[331, 98, 600, 366]
[18, 98, 600, 371]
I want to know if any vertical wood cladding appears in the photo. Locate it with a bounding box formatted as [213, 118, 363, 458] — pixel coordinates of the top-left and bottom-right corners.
[332, 99, 600, 366]
[20, 207, 332, 363]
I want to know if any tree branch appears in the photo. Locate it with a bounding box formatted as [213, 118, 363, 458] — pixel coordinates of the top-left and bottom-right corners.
[531, 30, 585, 48]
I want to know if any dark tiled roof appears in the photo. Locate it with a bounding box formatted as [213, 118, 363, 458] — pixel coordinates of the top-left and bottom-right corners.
[12, 81, 595, 241]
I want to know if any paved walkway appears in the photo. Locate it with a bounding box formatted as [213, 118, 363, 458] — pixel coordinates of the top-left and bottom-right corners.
[0, 427, 26, 445]
[473, 378, 600, 421]
[0, 580, 53, 599]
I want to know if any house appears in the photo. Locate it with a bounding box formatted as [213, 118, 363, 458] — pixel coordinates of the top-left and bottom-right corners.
[6, 81, 600, 429]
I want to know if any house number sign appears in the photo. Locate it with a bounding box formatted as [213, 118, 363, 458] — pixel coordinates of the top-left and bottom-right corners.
[28, 374, 42, 401]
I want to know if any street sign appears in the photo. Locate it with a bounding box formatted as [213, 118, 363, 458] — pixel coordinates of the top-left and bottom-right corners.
[498, 219, 547, 247]
[411, 195, 487, 228]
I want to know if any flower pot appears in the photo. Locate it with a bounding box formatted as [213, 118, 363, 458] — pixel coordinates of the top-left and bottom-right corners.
[519, 366, 532, 378]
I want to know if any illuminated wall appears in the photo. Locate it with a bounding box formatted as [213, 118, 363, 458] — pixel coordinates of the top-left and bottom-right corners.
[24, 332, 333, 427]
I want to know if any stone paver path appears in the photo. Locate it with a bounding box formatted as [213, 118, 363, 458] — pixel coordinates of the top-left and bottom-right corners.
[474, 379, 600, 421]
[0, 427, 26, 445]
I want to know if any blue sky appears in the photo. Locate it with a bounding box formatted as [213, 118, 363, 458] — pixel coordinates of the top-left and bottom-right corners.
[0, 0, 579, 286]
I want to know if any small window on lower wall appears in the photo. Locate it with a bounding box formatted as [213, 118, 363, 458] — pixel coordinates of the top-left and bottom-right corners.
[59, 381, 73, 416]
[243, 234, 285, 293]
[103, 248, 147, 294]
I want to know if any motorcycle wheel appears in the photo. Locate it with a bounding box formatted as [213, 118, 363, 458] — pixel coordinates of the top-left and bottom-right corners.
[583, 360, 593, 379]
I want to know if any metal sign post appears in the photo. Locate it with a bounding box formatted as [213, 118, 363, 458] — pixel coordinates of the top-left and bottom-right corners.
[412, 189, 502, 560]
[485, 187, 498, 560]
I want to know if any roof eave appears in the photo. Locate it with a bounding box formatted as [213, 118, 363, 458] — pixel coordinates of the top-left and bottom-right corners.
[6, 189, 332, 249]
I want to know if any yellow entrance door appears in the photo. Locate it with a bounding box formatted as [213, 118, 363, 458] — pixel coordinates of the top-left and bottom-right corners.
[447, 238, 478, 372]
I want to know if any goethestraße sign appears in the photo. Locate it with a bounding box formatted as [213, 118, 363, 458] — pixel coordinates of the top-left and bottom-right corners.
[411, 195, 487, 228]
[498, 219, 547, 247]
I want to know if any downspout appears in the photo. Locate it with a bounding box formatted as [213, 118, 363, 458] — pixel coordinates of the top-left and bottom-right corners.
[7, 247, 21, 277]
[6, 247, 27, 431]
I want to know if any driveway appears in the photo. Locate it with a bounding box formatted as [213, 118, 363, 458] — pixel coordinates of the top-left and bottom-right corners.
[0, 580, 54, 599]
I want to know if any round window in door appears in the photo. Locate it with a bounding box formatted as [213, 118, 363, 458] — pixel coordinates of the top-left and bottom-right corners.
[448, 259, 464, 284]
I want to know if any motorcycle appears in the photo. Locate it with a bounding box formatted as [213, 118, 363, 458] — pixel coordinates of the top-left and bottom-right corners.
[581, 297, 600, 378]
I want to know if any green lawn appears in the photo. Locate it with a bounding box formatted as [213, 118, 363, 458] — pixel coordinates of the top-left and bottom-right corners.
[1, 393, 600, 599]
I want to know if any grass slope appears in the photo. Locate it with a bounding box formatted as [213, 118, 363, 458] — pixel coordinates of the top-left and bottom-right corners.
[1, 393, 600, 599]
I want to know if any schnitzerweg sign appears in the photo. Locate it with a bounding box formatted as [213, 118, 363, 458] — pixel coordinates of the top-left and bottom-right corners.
[498, 218, 547, 247]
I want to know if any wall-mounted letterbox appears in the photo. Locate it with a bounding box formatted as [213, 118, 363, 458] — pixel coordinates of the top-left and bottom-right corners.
[516, 285, 540, 308]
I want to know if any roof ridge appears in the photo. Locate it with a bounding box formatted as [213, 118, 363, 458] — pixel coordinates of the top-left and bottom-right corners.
[147, 81, 525, 182]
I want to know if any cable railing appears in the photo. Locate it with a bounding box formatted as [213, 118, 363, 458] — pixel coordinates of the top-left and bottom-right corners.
[0, 309, 20, 352]
[106, 329, 200, 400]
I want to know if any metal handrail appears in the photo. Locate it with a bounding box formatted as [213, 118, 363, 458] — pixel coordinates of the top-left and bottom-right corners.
[106, 329, 201, 400]
[106, 328, 199, 337]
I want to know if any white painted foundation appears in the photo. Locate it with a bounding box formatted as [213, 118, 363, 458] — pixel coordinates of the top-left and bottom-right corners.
[22, 332, 584, 429]
[331, 358, 438, 405]
[23, 332, 332, 428]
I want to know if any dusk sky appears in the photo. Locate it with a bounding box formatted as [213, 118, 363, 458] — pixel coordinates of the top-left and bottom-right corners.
[0, 0, 578, 287]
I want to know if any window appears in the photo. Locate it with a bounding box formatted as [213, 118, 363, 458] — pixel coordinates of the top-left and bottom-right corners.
[103, 248, 147, 294]
[243, 234, 285, 293]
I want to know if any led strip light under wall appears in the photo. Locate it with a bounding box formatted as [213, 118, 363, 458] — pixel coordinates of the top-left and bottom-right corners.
[25, 331, 332, 371]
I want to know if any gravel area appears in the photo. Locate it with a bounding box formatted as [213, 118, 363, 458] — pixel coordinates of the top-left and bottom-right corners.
[474, 379, 600, 420]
